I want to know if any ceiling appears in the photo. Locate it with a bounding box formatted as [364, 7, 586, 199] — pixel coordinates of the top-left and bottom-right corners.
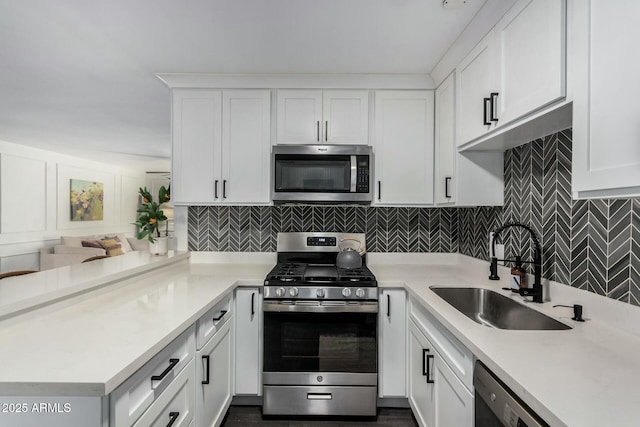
[0, 0, 487, 168]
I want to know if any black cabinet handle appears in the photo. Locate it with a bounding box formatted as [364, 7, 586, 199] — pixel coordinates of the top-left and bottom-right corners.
[325, 121, 328, 142]
[251, 292, 255, 316]
[214, 180, 219, 199]
[426, 353, 434, 384]
[212, 310, 227, 322]
[151, 358, 179, 381]
[387, 294, 391, 318]
[445, 177, 452, 199]
[317, 121, 320, 142]
[378, 181, 381, 201]
[167, 412, 179, 427]
[202, 355, 210, 384]
[490, 92, 499, 122]
[222, 180, 227, 199]
[483, 98, 491, 125]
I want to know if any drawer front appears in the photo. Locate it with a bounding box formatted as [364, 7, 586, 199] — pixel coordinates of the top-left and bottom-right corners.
[409, 297, 474, 391]
[196, 294, 233, 350]
[111, 325, 196, 427]
[263, 386, 377, 416]
[133, 359, 195, 427]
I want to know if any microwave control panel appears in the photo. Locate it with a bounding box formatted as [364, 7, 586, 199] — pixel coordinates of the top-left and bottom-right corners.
[356, 156, 370, 193]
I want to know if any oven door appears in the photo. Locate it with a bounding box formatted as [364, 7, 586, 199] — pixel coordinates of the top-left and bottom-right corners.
[263, 307, 377, 386]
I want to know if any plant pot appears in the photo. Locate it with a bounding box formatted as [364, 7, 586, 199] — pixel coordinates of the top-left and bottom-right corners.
[149, 236, 168, 255]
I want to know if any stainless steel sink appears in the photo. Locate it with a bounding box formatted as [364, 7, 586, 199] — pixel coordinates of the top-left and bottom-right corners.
[430, 287, 571, 330]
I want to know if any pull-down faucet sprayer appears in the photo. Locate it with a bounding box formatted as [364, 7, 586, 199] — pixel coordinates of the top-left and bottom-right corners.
[489, 222, 544, 303]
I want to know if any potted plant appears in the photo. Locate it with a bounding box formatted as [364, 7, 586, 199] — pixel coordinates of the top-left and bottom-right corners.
[133, 186, 169, 255]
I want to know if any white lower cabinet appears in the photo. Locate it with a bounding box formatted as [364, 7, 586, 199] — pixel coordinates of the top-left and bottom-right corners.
[378, 288, 407, 398]
[409, 320, 473, 427]
[195, 319, 233, 427]
[234, 287, 262, 395]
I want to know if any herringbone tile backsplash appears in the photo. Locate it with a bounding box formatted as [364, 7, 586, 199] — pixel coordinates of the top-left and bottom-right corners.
[188, 128, 640, 305]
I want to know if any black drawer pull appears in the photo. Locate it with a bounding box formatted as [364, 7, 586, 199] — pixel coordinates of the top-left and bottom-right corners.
[202, 355, 210, 384]
[426, 352, 434, 384]
[222, 180, 227, 199]
[151, 358, 179, 381]
[212, 310, 227, 322]
[422, 349, 429, 376]
[325, 121, 328, 142]
[483, 98, 491, 126]
[387, 294, 391, 318]
[317, 120, 320, 141]
[445, 177, 452, 198]
[214, 180, 219, 198]
[490, 92, 499, 122]
[167, 411, 179, 427]
[378, 181, 381, 201]
[251, 292, 255, 316]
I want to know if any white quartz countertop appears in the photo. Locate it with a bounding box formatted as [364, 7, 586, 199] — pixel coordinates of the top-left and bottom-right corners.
[368, 254, 640, 427]
[0, 259, 272, 396]
[1, 252, 639, 427]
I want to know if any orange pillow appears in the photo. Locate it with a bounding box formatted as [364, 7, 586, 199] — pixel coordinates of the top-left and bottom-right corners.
[100, 238, 124, 256]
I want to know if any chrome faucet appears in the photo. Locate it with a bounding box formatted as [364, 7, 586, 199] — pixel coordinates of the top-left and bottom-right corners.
[489, 222, 544, 303]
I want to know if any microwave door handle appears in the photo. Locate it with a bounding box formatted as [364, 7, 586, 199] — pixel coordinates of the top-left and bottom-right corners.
[350, 155, 357, 192]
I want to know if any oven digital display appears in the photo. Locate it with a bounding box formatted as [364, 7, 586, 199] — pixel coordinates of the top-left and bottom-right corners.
[307, 237, 336, 247]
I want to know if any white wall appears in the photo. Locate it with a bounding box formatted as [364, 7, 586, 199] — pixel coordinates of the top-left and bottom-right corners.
[0, 140, 147, 272]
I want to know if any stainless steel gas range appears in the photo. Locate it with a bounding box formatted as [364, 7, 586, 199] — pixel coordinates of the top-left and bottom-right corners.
[262, 232, 378, 417]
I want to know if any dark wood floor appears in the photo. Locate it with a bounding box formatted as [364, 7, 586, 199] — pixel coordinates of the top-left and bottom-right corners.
[220, 406, 418, 427]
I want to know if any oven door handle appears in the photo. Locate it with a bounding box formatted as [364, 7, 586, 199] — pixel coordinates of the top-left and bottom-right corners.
[307, 393, 332, 400]
[263, 302, 378, 313]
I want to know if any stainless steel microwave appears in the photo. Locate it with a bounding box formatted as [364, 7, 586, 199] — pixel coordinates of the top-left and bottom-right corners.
[272, 145, 373, 204]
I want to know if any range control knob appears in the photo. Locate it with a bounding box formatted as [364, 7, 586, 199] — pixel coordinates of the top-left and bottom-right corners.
[276, 287, 286, 297]
[355, 288, 365, 298]
[342, 288, 352, 298]
[289, 287, 299, 297]
[316, 288, 326, 298]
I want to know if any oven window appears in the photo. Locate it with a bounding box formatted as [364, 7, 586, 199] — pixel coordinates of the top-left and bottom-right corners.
[263, 312, 377, 373]
[274, 155, 351, 192]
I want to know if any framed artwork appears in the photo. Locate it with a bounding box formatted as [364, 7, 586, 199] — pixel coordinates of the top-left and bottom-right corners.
[70, 179, 104, 221]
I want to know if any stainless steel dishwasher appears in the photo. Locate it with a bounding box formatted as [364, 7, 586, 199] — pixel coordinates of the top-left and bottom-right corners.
[474, 362, 549, 427]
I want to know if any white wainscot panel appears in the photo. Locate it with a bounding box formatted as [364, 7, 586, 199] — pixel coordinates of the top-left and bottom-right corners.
[1, 154, 47, 234]
[56, 164, 116, 231]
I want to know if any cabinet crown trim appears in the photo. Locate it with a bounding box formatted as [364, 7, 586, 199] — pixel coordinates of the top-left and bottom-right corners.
[157, 73, 434, 90]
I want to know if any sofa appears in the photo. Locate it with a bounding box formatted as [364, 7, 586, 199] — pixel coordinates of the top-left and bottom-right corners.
[39, 233, 149, 270]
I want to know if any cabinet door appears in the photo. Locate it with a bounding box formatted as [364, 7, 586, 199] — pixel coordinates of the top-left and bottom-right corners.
[196, 320, 232, 427]
[276, 90, 323, 144]
[379, 289, 407, 398]
[435, 74, 456, 205]
[172, 89, 221, 204]
[456, 32, 497, 146]
[572, 0, 640, 197]
[409, 322, 435, 427]
[323, 90, 369, 145]
[221, 90, 271, 204]
[234, 288, 262, 395]
[496, 0, 565, 125]
[431, 347, 474, 427]
[374, 91, 434, 205]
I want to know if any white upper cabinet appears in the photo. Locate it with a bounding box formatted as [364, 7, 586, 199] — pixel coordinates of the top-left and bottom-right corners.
[373, 91, 434, 205]
[172, 89, 222, 205]
[171, 89, 271, 205]
[495, 0, 565, 125]
[435, 74, 504, 207]
[276, 90, 369, 145]
[456, 0, 566, 147]
[456, 31, 498, 145]
[275, 90, 323, 144]
[221, 90, 271, 204]
[572, 0, 640, 198]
